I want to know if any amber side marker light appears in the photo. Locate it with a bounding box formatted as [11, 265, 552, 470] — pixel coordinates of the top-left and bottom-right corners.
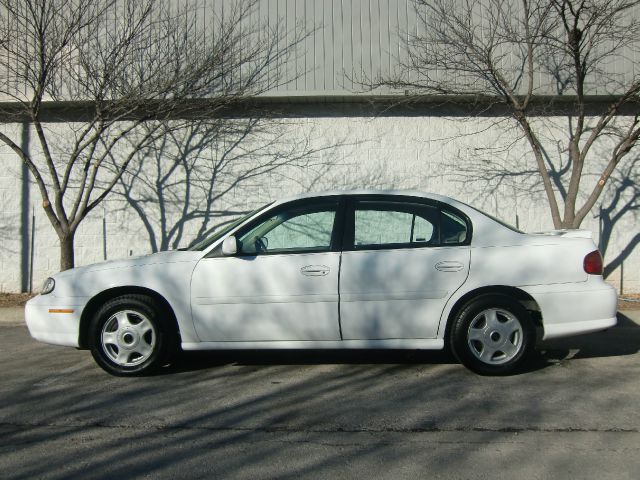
[48, 309, 75, 314]
[583, 250, 603, 275]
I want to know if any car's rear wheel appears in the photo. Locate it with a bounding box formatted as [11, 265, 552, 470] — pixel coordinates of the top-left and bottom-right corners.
[88, 295, 176, 376]
[450, 294, 534, 375]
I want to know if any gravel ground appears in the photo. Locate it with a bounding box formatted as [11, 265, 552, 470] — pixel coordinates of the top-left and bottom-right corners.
[2, 317, 640, 479]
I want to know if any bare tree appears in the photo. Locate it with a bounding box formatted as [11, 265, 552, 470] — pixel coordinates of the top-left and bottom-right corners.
[375, 0, 640, 230]
[113, 117, 405, 255]
[0, 0, 300, 270]
[114, 118, 335, 253]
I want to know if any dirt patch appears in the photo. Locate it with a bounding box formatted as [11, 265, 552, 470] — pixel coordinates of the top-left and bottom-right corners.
[0, 293, 35, 308]
[619, 293, 640, 311]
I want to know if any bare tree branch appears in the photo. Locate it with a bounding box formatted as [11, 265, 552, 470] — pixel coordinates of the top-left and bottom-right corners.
[372, 0, 640, 230]
[0, 0, 306, 270]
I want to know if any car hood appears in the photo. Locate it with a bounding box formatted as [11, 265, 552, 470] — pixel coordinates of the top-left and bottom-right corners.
[54, 250, 203, 278]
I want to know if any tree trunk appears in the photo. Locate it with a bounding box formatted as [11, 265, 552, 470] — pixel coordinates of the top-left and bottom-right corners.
[559, 218, 576, 230]
[59, 232, 76, 271]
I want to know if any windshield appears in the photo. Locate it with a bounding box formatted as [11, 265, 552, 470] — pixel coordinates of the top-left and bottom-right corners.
[187, 204, 272, 251]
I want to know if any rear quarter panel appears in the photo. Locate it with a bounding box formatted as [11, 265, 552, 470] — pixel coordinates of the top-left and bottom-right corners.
[468, 237, 591, 287]
[435, 215, 602, 339]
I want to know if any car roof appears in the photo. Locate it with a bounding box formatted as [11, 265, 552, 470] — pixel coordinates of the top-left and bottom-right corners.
[272, 189, 459, 207]
[209, 189, 524, 252]
[268, 189, 525, 247]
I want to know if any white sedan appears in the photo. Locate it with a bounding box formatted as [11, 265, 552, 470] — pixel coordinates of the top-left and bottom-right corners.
[26, 190, 618, 376]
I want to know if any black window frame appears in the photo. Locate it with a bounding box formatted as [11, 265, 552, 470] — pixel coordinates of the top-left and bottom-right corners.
[342, 195, 472, 251]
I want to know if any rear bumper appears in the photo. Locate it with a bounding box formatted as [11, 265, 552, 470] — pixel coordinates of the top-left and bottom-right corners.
[25, 295, 85, 347]
[522, 280, 618, 340]
[542, 316, 617, 339]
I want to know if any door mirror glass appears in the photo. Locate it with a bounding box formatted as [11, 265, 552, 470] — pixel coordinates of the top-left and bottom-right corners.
[221, 236, 238, 256]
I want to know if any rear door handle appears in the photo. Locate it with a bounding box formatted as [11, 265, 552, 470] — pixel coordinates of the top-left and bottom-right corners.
[301, 265, 330, 276]
[435, 261, 464, 272]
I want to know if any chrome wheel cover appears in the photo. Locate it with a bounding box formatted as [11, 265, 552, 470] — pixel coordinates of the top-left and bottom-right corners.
[101, 310, 156, 367]
[467, 308, 523, 365]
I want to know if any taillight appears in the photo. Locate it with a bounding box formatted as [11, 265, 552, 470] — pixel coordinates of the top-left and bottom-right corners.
[583, 250, 603, 275]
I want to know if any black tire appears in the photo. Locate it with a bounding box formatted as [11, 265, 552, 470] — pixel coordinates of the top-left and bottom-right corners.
[450, 294, 535, 375]
[88, 294, 177, 376]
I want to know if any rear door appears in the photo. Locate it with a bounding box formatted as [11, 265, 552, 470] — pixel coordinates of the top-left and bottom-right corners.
[339, 197, 471, 339]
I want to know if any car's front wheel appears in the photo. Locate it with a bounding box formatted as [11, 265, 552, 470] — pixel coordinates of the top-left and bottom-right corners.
[450, 294, 535, 375]
[88, 295, 176, 376]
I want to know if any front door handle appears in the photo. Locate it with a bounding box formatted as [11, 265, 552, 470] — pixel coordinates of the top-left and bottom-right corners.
[435, 261, 464, 272]
[301, 265, 330, 276]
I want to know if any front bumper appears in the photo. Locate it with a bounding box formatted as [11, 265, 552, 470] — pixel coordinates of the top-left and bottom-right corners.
[522, 280, 618, 340]
[25, 295, 87, 347]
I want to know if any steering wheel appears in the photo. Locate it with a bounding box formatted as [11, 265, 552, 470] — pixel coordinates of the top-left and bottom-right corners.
[255, 236, 268, 253]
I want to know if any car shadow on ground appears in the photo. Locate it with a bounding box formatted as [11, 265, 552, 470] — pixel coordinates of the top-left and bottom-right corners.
[161, 312, 640, 376]
[165, 348, 458, 375]
[532, 312, 639, 366]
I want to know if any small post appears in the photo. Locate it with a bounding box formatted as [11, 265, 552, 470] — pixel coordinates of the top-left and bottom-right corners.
[598, 214, 602, 251]
[102, 209, 107, 261]
[28, 208, 35, 294]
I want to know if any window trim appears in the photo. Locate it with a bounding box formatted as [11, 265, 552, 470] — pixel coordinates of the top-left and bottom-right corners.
[343, 195, 472, 252]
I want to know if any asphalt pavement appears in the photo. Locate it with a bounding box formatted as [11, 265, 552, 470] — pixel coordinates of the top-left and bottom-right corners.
[1, 308, 639, 479]
[0, 307, 24, 325]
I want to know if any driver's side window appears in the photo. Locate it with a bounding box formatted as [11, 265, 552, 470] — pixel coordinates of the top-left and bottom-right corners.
[238, 205, 336, 255]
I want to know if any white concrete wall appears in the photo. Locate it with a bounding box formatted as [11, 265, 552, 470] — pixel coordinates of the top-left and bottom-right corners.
[0, 116, 638, 293]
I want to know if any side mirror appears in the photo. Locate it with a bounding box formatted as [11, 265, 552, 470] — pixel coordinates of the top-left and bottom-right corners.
[221, 236, 238, 256]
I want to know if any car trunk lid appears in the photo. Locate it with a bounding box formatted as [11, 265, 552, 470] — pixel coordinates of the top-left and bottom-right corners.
[531, 229, 593, 239]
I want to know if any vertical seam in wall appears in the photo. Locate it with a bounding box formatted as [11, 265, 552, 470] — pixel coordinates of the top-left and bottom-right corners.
[338, 251, 343, 339]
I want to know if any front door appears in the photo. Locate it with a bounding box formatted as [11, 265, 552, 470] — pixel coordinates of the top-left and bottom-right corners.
[191, 199, 343, 342]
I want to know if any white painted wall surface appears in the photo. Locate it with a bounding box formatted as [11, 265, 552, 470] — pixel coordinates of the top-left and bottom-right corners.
[0, 116, 638, 293]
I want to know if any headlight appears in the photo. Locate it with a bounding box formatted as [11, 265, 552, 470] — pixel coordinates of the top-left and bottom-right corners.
[41, 277, 55, 295]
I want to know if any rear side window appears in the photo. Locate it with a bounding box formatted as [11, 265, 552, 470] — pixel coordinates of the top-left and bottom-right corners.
[353, 202, 439, 248]
[351, 200, 470, 250]
[441, 210, 468, 244]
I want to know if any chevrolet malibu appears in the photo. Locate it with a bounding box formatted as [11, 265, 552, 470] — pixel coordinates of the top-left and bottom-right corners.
[25, 190, 618, 376]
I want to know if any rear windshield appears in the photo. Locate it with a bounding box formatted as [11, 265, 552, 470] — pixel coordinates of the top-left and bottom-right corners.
[460, 201, 523, 233]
